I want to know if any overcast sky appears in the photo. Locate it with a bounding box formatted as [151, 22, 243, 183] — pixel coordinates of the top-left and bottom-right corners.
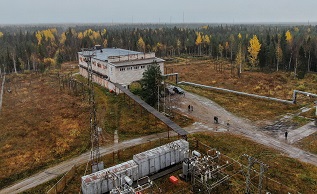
[1, 0, 317, 24]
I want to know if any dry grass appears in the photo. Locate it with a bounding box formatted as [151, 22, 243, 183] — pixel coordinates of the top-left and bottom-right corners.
[0, 72, 90, 189]
[296, 132, 317, 155]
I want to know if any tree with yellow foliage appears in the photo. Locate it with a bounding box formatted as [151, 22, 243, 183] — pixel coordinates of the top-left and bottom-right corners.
[247, 35, 261, 68]
[236, 33, 243, 76]
[43, 57, 56, 69]
[101, 28, 107, 37]
[195, 32, 202, 55]
[276, 34, 283, 71]
[60, 33, 67, 44]
[0, 32, 3, 38]
[137, 37, 146, 52]
[285, 30, 293, 42]
[285, 30, 293, 70]
[77, 32, 84, 40]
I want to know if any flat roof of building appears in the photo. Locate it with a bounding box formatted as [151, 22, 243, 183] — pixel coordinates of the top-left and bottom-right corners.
[78, 48, 142, 61]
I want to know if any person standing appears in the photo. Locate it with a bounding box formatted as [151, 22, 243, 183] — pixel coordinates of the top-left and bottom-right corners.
[188, 105, 190, 112]
[285, 131, 288, 140]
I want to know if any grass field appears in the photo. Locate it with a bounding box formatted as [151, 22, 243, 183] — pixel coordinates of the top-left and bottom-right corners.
[0, 72, 90, 189]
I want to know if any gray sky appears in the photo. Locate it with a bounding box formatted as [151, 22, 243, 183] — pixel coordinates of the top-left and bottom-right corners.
[1, 0, 317, 24]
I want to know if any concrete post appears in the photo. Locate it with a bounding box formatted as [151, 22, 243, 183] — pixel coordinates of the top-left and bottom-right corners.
[315, 101, 317, 126]
[293, 90, 297, 104]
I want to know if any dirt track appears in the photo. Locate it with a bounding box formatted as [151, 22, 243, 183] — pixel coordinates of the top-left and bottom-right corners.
[176, 91, 317, 165]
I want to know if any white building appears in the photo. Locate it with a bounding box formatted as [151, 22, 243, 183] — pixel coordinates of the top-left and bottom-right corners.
[78, 47, 164, 92]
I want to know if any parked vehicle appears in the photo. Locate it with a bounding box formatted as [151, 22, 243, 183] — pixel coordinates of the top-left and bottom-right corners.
[165, 86, 175, 95]
[173, 86, 184, 94]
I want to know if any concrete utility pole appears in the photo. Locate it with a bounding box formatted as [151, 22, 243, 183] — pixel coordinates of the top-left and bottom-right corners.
[82, 48, 103, 173]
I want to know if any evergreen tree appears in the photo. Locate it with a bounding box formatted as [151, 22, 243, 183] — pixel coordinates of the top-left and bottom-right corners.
[140, 63, 163, 107]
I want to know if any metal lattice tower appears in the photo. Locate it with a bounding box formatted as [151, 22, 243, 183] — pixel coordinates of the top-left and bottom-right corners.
[242, 154, 268, 194]
[82, 48, 101, 172]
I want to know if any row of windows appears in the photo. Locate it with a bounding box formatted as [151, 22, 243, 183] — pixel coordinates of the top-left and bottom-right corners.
[92, 61, 107, 69]
[119, 65, 147, 71]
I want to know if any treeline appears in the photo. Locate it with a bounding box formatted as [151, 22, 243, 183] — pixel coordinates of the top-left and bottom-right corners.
[1, 24, 317, 78]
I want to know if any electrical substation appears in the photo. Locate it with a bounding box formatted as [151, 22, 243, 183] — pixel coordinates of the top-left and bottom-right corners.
[81, 138, 296, 194]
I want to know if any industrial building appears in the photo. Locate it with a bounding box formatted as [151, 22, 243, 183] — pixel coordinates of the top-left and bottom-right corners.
[78, 46, 165, 92]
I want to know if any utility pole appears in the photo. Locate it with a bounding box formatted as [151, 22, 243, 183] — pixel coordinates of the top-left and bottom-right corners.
[82, 48, 103, 173]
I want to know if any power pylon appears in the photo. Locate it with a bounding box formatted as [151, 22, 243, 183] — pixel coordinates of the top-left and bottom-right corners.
[82, 48, 103, 173]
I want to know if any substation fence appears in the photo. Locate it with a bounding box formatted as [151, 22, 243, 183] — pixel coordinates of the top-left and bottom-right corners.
[47, 165, 77, 194]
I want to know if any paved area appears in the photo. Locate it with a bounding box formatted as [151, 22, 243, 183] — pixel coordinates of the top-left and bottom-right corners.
[285, 122, 317, 144]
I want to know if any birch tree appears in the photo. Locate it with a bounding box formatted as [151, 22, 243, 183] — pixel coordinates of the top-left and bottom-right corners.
[195, 32, 202, 55]
[285, 30, 293, 70]
[276, 34, 283, 71]
[236, 33, 243, 76]
[247, 35, 261, 68]
[137, 37, 146, 53]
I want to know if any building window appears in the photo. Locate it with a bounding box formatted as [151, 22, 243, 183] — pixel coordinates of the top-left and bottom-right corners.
[134, 66, 139, 70]
[120, 68, 126, 71]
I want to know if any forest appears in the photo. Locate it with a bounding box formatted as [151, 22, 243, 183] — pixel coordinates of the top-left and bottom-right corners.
[0, 23, 317, 78]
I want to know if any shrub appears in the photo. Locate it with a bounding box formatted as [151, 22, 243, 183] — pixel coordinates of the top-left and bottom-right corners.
[297, 84, 306, 91]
